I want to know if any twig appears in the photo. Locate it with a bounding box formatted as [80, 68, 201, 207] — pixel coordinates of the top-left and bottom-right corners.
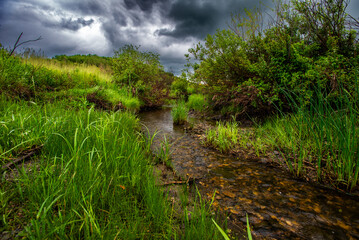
[1, 144, 44, 170]
[158, 177, 200, 186]
[8, 32, 42, 57]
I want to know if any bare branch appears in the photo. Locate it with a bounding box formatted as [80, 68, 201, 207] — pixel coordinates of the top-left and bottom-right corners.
[8, 32, 42, 57]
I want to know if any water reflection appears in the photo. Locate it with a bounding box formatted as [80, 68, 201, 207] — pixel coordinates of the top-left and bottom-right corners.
[140, 108, 359, 239]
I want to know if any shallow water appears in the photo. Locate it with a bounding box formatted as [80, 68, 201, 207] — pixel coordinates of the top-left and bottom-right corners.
[140, 108, 359, 239]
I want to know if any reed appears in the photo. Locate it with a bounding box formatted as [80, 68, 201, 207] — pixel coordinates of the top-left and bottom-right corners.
[171, 101, 188, 125]
[252, 81, 359, 189]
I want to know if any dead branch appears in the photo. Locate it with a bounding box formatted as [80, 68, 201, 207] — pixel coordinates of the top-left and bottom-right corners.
[8, 32, 42, 57]
[158, 177, 200, 186]
[1, 144, 44, 171]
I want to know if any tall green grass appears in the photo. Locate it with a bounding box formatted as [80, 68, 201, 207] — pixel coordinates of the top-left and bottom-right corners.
[0, 98, 224, 239]
[253, 83, 359, 189]
[26, 57, 112, 84]
[171, 101, 188, 125]
[205, 121, 239, 153]
[187, 94, 207, 112]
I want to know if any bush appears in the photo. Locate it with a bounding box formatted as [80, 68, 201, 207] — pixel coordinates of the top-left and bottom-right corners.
[186, 0, 358, 116]
[171, 72, 188, 98]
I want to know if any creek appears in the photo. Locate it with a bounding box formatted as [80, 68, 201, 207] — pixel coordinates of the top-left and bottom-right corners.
[140, 107, 359, 239]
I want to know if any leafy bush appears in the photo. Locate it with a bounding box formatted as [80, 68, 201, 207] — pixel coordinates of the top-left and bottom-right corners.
[186, 0, 358, 116]
[171, 72, 188, 98]
[112, 45, 174, 107]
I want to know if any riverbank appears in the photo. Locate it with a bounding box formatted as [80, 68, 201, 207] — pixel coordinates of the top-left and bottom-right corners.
[183, 109, 359, 196]
[0, 98, 228, 239]
[140, 107, 359, 239]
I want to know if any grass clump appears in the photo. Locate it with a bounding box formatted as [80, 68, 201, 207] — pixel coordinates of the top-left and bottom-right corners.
[250, 85, 359, 189]
[187, 94, 207, 112]
[171, 101, 188, 125]
[205, 121, 239, 153]
[98, 88, 140, 112]
[0, 98, 224, 239]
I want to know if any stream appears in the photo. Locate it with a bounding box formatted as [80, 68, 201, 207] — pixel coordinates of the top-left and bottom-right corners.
[140, 107, 359, 239]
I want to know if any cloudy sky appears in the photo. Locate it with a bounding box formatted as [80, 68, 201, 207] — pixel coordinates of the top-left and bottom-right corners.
[1, 0, 359, 74]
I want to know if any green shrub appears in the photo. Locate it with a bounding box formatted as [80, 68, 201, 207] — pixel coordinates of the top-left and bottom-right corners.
[186, 1, 358, 116]
[171, 73, 188, 97]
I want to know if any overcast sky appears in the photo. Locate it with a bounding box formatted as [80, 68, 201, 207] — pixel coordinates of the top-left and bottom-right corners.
[1, 0, 359, 74]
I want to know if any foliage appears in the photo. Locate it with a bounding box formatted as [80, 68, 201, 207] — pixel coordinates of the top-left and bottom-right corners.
[251, 83, 359, 189]
[186, 0, 359, 117]
[187, 94, 207, 112]
[171, 72, 189, 98]
[171, 101, 188, 125]
[0, 99, 223, 239]
[0, 48, 141, 112]
[112, 45, 174, 107]
[205, 121, 239, 153]
[53, 54, 111, 67]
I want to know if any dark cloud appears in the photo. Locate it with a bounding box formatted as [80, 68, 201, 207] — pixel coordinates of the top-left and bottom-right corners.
[60, 17, 95, 31]
[60, 1, 108, 16]
[124, 0, 167, 12]
[159, 0, 274, 39]
[158, 1, 218, 39]
[1, 0, 358, 74]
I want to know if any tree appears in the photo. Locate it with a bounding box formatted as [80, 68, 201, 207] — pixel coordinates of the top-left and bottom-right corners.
[186, 0, 358, 116]
[292, 0, 356, 57]
[112, 45, 162, 87]
[112, 45, 173, 107]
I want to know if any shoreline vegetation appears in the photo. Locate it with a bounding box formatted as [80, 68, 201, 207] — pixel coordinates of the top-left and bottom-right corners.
[1, 0, 358, 238]
[0, 48, 228, 239]
[181, 0, 359, 192]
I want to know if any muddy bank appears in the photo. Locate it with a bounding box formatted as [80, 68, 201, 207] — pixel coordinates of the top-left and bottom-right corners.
[140, 107, 359, 240]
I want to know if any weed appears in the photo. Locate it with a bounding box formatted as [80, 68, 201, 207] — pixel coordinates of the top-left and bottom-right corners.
[187, 94, 207, 112]
[205, 121, 239, 153]
[171, 101, 188, 125]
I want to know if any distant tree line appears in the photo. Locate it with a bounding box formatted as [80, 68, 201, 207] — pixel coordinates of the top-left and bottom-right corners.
[53, 54, 112, 67]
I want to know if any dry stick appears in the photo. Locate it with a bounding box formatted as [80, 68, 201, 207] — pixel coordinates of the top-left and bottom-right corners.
[159, 177, 200, 186]
[1, 144, 44, 170]
[8, 32, 42, 57]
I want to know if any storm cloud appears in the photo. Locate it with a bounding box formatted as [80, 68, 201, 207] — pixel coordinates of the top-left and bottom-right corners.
[0, 0, 358, 74]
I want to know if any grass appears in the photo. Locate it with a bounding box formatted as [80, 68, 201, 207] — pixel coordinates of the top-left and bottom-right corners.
[26, 57, 113, 84]
[171, 101, 188, 125]
[0, 98, 225, 239]
[157, 136, 173, 167]
[0, 51, 228, 239]
[0, 51, 141, 112]
[205, 121, 239, 153]
[202, 78, 359, 190]
[187, 94, 207, 112]
[254, 86, 359, 189]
